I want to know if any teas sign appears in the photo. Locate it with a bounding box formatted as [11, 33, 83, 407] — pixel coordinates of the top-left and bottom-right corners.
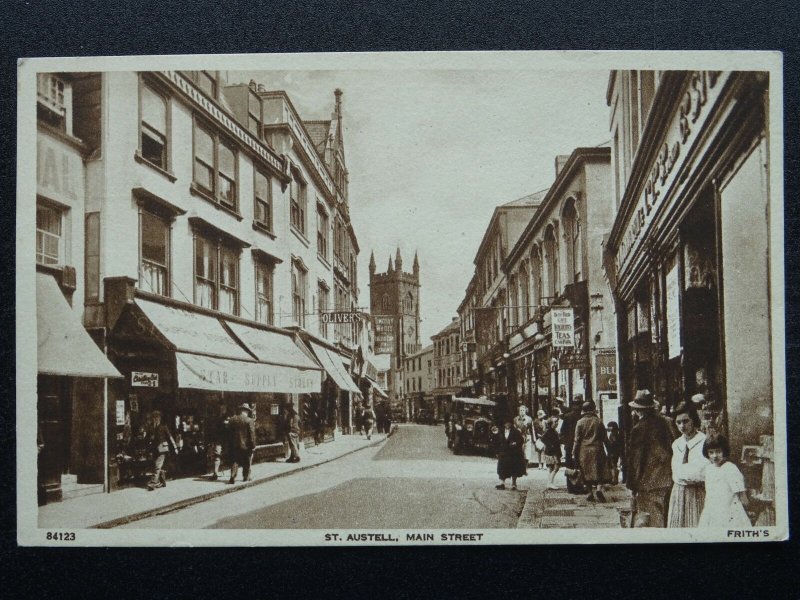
[551, 308, 575, 348]
[132, 371, 159, 387]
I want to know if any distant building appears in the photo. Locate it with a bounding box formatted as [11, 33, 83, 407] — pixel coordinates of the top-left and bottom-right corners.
[368, 248, 421, 412]
[430, 317, 463, 421]
[402, 344, 434, 421]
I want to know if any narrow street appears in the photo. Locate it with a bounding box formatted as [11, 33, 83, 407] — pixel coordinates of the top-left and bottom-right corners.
[121, 424, 549, 529]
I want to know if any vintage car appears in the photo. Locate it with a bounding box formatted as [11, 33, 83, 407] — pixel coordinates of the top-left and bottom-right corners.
[447, 396, 497, 455]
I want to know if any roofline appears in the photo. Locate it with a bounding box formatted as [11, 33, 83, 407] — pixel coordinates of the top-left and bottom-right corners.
[504, 146, 611, 271]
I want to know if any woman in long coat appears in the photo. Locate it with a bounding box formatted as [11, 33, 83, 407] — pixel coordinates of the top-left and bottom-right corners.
[572, 400, 612, 502]
[493, 420, 526, 490]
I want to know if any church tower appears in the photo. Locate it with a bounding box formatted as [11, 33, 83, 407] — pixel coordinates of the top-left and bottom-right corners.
[369, 248, 421, 375]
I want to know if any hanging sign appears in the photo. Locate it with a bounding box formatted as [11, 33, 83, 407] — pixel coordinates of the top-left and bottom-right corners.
[666, 264, 681, 359]
[595, 353, 618, 392]
[115, 400, 126, 426]
[551, 308, 575, 348]
[132, 371, 159, 387]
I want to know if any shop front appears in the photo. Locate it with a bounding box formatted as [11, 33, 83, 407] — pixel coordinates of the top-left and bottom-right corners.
[606, 71, 775, 524]
[107, 294, 322, 489]
[37, 272, 123, 504]
[302, 337, 362, 436]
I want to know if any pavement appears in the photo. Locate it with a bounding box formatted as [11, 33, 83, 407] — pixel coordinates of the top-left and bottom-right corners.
[517, 474, 632, 529]
[38, 431, 391, 529]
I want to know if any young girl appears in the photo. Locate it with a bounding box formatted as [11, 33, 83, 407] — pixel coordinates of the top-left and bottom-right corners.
[540, 417, 563, 490]
[698, 435, 751, 528]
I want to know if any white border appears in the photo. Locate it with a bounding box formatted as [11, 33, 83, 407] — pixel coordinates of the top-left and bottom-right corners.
[17, 50, 787, 546]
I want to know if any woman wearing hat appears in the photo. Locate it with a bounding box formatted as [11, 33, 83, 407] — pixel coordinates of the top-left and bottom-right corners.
[572, 400, 612, 502]
[533, 410, 547, 469]
[492, 420, 526, 490]
[666, 401, 706, 527]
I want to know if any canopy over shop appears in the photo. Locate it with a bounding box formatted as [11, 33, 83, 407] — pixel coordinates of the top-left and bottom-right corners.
[304, 338, 362, 435]
[37, 272, 123, 503]
[107, 296, 322, 486]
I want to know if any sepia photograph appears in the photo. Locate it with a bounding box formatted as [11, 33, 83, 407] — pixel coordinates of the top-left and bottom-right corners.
[16, 51, 787, 546]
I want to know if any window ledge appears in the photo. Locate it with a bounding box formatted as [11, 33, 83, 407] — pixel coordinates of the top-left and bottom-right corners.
[252, 221, 276, 239]
[290, 226, 310, 248]
[134, 150, 177, 182]
[317, 253, 331, 269]
[189, 182, 243, 221]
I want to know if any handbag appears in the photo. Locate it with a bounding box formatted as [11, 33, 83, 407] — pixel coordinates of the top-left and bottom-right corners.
[157, 441, 170, 454]
[534, 438, 545, 452]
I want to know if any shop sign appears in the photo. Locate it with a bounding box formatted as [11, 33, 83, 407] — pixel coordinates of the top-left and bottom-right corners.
[595, 353, 618, 392]
[132, 371, 159, 387]
[373, 315, 395, 354]
[666, 263, 681, 358]
[616, 71, 727, 275]
[321, 311, 360, 324]
[551, 308, 575, 348]
[37, 134, 80, 202]
[115, 400, 126, 425]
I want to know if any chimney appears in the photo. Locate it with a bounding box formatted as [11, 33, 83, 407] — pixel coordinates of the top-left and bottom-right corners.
[555, 154, 571, 178]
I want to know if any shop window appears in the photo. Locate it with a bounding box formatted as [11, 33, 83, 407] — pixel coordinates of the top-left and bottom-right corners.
[36, 202, 65, 266]
[317, 206, 329, 260]
[318, 283, 329, 337]
[37, 73, 68, 132]
[194, 235, 239, 315]
[290, 167, 307, 235]
[291, 261, 307, 327]
[255, 261, 273, 325]
[139, 83, 169, 170]
[253, 168, 272, 232]
[193, 120, 238, 211]
[140, 210, 170, 297]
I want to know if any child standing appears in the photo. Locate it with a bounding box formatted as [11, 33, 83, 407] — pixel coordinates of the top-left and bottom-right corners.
[698, 435, 751, 528]
[541, 417, 563, 490]
[605, 421, 624, 485]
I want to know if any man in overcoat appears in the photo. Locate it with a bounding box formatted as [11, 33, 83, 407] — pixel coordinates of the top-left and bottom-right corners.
[626, 390, 679, 527]
[227, 404, 256, 484]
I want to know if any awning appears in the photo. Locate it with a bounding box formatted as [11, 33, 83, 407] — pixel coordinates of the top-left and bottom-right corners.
[136, 299, 253, 361]
[452, 396, 496, 407]
[366, 376, 388, 399]
[37, 272, 122, 378]
[175, 352, 321, 394]
[308, 341, 361, 394]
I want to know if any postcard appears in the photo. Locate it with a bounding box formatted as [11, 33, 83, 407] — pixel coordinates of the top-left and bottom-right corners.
[17, 50, 787, 545]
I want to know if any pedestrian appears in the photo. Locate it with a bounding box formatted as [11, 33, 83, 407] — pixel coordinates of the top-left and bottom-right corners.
[513, 404, 534, 471]
[667, 401, 707, 528]
[541, 417, 563, 489]
[492, 420, 526, 490]
[284, 405, 301, 463]
[226, 404, 256, 483]
[559, 402, 583, 494]
[208, 403, 228, 481]
[698, 434, 752, 528]
[147, 410, 177, 491]
[533, 410, 547, 469]
[384, 405, 393, 435]
[362, 403, 376, 440]
[573, 400, 612, 503]
[626, 390, 679, 527]
[355, 403, 364, 436]
[605, 421, 624, 485]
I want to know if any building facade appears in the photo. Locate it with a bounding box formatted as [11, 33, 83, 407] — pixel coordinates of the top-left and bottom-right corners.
[464, 193, 542, 420]
[402, 344, 434, 422]
[502, 148, 615, 421]
[430, 318, 463, 421]
[35, 70, 366, 500]
[368, 249, 421, 413]
[604, 70, 776, 524]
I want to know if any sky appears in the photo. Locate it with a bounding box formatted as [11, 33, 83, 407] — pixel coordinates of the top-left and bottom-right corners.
[232, 68, 611, 343]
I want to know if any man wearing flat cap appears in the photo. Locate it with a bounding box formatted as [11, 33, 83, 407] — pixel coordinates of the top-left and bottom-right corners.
[626, 390, 679, 527]
[227, 404, 256, 484]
